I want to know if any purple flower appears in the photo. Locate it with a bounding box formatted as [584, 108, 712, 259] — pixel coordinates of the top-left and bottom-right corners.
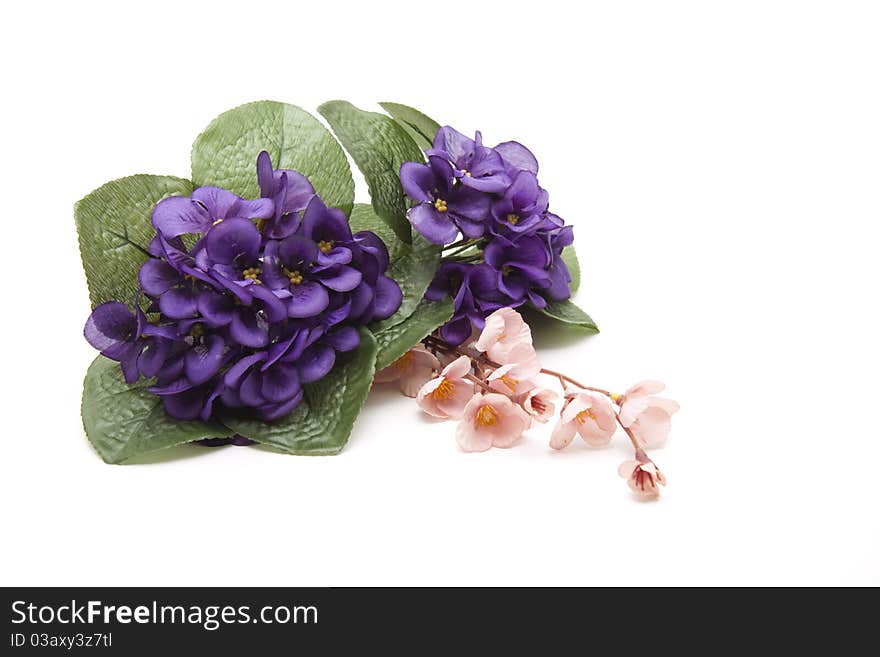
[84, 153, 402, 425]
[494, 140, 539, 176]
[543, 225, 574, 302]
[84, 301, 145, 383]
[256, 150, 316, 239]
[489, 171, 549, 236]
[152, 186, 273, 239]
[483, 236, 552, 308]
[401, 156, 491, 244]
[427, 127, 511, 193]
[425, 263, 518, 345]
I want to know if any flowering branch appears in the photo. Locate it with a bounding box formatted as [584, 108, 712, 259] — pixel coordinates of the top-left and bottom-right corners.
[377, 308, 678, 499]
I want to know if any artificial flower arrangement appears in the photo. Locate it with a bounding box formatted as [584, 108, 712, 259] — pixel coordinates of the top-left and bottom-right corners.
[77, 101, 677, 498]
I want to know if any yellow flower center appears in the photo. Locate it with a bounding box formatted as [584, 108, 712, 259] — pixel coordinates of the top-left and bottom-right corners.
[501, 265, 513, 276]
[576, 409, 597, 425]
[433, 378, 455, 400]
[434, 199, 448, 212]
[461, 170, 472, 177]
[287, 270, 303, 285]
[318, 240, 335, 254]
[500, 375, 519, 392]
[506, 213, 519, 225]
[475, 404, 499, 428]
[242, 267, 262, 284]
[189, 323, 204, 338]
[212, 218, 223, 226]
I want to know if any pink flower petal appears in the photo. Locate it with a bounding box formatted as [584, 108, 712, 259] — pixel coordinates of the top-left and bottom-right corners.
[630, 406, 673, 448]
[625, 380, 666, 399]
[442, 354, 472, 379]
[435, 378, 475, 419]
[399, 365, 435, 398]
[550, 421, 577, 449]
[374, 365, 403, 383]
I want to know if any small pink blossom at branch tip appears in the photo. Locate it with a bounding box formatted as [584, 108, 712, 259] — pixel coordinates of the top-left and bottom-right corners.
[416, 355, 474, 419]
[618, 380, 680, 448]
[550, 391, 617, 449]
[618, 457, 667, 499]
[456, 392, 532, 452]
[474, 308, 534, 363]
[374, 345, 441, 397]
[517, 387, 558, 423]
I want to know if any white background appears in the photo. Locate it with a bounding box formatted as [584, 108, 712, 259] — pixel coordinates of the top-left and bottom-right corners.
[1, 0, 877, 586]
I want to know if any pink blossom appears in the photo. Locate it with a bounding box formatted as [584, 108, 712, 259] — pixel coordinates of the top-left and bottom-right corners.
[618, 454, 667, 499]
[456, 392, 532, 452]
[618, 380, 679, 448]
[487, 344, 542, 397]
[416, 355, 474, 419]
[549, 391, 617, 449]
[517, 387, 558, 423]
[374, 345, 441, 397]
[474, 308, 534, 363]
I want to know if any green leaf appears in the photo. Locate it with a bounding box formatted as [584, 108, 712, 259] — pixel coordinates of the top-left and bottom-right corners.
[563, 245, 581, 292]
[378, 102, 441, 150]
[372, 298, 455, 370]
[319, 100, 425, 244]
[191, 100, 354, 215]
[75, 175, 194, 308]
[220, 329, 378, 455]
[81, 356, 232, 464]
[538, 299, 599, 332]
[348, 204, 441, 330]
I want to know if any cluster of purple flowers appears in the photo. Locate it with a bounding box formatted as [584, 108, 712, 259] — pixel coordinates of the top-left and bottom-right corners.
[84, 152, 402, 421]
[400, 127, 574, 345]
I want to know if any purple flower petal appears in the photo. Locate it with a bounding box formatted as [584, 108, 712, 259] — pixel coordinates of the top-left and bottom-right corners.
[230, 309, 269, 348]
[204, 217, 261, 266]
[249, 283, 288, 323]
[260, 363, 301, 403]
[431, 126, 475, 164]
[138, 339, 170, 378]
[319, 266, 362, 292]
[152, 196, 211, 238]
[301, 195, 353, 243]
[223, 351, 267, 388]
[440, 315, 473, 346]
[197, 289, 235, 326]
[138, 259, 180, 297]
[278, 234, 318, 270]
[159, 286, 199, 319]
[258, 391, 304, 422]
[323, 326, 360, 352]
[185, 335, 226, 385]
[84, 302, 136, 351]
[238, 369, 266, 406]
[408, 203, 458, 245]
[296, 345, 336, 383]
[495, 141, 539, 174]
[162, 387, 206, 420]
[287, 281, 330, 318]
[400, 162, 434, 203]
[372, 275, 402, 320]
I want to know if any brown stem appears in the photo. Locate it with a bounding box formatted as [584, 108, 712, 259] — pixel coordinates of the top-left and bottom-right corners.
[615, 412, 644, 456]
[538, 368, 615, 400]
[465, 373, 492, 392]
